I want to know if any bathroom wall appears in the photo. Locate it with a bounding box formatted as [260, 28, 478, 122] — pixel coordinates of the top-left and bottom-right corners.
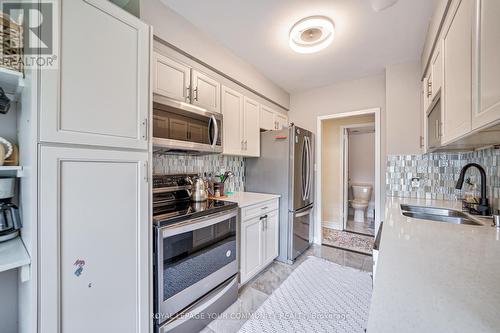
[153, 154, 245, 192]
[321, 114, 375, 229]
[386, 147, 500, 211]
[348, 130, 375, 204]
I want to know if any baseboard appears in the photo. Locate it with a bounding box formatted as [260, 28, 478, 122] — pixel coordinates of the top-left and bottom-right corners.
[322, 222, 341, 230]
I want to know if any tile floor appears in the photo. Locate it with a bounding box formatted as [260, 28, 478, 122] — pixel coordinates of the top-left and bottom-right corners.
[201, 245, 373, 333]
[345, 217, 375, 236]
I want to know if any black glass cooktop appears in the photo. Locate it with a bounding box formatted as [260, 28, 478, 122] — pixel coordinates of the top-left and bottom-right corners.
[153, 199, 237, 227]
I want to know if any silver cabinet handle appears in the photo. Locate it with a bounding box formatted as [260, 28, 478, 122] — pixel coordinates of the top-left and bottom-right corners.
[141, 118, 148, 141]
[194, 87, 199, 101]
[245, 140, 248, 150]
[427, 81, 432, 98]
[186, 86, 191, 102]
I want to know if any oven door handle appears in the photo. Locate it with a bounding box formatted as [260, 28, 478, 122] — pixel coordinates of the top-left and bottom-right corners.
[159, 209, 237, 237]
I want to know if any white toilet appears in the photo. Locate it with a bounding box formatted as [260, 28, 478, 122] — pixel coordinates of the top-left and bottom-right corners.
[351, 184, 372, 223]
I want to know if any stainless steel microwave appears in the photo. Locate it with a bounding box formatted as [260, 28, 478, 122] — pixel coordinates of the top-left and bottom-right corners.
[153, 94, 223, 154]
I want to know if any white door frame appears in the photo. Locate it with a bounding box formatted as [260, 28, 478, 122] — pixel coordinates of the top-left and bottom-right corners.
[340, 122, 376, 231]
[314, 108, 381, 245]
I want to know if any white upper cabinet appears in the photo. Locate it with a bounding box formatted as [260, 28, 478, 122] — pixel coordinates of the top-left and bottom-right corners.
[422, 75, 431, 114]
[442, 0, 473, 144]
[222, 86, 244, 155]
[430, 40, 444, 102]
[222, 86, 261, 157]
[472, 0, 500, 130]
[39, 146, 149, 333]
[243, 97, 260, 157]
[40, 0, 150, 150]
[275, 113, 288, 130]
[260, 105, 288, 130]
[153, 52, 191, 102]
[192, 69, 221, 113]
[260, 105, 276, 130]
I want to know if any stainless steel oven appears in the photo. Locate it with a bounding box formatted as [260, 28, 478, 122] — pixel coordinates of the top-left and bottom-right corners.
[153, 94, 223, 154]
[154, 207, 238, 332]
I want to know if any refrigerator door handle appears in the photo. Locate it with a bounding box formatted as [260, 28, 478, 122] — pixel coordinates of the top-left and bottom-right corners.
[301, 137, 307, 201]
[304, 136, 311, 200]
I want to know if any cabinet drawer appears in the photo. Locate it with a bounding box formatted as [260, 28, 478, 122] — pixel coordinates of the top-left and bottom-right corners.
[241, 199, 278, 221]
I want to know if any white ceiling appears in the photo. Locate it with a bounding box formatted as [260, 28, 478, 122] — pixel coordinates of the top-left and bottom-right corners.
[162, 0, 435, 93]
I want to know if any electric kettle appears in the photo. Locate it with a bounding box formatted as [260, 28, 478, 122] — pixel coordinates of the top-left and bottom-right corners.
[188, 177, 208, 202]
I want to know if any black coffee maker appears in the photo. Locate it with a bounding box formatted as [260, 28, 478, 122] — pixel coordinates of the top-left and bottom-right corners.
[0, 199, 21, 242]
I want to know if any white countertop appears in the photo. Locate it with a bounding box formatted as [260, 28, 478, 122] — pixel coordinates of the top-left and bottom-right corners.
[367, 197, 500, 333]
[217, 191, 280, 208]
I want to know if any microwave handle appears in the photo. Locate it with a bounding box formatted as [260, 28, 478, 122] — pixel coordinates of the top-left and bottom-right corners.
[210, 115, 219, 149]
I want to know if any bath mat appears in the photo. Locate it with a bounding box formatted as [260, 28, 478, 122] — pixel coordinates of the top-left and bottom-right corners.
[322, 228, 374, 255]
[237, 256, 372, 333]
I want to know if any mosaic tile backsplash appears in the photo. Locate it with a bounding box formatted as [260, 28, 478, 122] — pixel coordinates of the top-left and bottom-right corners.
[153, 154, 245, 192]
[387, 147, 500, 211]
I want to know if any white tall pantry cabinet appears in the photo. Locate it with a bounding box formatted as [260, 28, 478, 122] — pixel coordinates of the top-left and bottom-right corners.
[38, 1, 151, 333]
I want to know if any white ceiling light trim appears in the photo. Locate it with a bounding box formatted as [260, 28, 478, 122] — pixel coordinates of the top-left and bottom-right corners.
[289, 16, 335, 54]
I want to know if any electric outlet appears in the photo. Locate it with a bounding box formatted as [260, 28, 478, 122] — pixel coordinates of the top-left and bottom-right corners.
[411, 177, 420, 188]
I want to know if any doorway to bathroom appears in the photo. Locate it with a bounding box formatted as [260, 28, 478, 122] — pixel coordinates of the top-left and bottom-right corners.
[341, 123, 375, 236]
[315, 108, 381, 253]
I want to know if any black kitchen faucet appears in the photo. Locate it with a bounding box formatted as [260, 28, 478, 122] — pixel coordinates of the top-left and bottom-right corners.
[455, 163, 490, 216]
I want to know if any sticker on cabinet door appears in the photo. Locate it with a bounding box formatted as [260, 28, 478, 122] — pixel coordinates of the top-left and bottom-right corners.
[74, 259, 86, 277]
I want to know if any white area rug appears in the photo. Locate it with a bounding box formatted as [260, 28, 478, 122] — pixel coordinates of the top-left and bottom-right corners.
[238, 256, 372, 333]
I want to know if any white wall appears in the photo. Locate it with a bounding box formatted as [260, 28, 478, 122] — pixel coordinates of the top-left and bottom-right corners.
[290, 74, 386, 234]
[289, 74, 386, 134]
[349, 131, 375, 203]
[141, 0, 290, 109]
[386, 61, 423, 155]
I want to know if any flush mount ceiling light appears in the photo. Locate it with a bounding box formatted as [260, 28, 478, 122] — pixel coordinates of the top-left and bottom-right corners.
[289, 16, 335, 54]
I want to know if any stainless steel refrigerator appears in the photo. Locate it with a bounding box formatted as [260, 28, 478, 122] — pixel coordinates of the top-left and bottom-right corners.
[246, 125, 314, 264]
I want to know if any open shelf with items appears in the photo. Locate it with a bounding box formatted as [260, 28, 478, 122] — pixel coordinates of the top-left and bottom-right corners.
[0, 67, 24, 101]
[0, 165, 23, 177]
[0, 237, 30, 282]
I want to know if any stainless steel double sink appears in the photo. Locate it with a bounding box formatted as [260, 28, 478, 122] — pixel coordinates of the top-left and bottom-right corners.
[400, 204, 482, 226]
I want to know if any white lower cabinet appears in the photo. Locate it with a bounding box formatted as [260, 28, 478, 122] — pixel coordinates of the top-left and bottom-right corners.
[39, 146, 149, 333]
[240, 200, 279, 285]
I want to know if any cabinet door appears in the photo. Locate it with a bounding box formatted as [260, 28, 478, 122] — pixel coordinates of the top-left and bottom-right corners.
[221, 86, 243, 155]
[260, 106, 275, 130]
[422, 76, 431, 114]
[472, 0, 500, 130]
[275, 114, 288, 130]
[40, 0, 150, 150]
[262, 211, 279, 265]
[39, 146, 149, 333]
[192, 70, 221, 113]
[430, 40, 443, 101]
[442, 0, 473, 144]
[243, 97, 260, 157]
[153, 52, 191, 102]
[240, 217, 263, 284]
